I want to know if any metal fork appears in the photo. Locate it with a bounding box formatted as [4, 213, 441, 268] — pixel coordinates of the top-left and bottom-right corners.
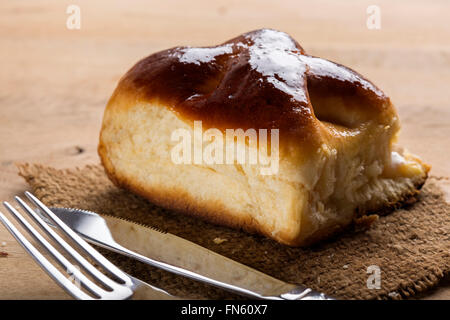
[0, 192, 175, 300]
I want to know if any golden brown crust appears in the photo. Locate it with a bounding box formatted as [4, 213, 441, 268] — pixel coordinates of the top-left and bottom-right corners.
[98, 29, 430, 246]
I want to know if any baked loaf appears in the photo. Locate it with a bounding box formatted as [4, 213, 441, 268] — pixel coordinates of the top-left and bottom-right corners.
[99, 29, 430, 246]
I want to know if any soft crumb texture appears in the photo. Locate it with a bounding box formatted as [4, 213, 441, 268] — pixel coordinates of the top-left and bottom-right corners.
[17, 164, 450, 300]
[99, 100, 429, 246]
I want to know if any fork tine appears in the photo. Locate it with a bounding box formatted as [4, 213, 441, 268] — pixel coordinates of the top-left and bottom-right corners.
[3, 201, 107, 298]
[13, 196, 126, 292]
[0, 210, 93, 300]
[25, 191, 131, 286]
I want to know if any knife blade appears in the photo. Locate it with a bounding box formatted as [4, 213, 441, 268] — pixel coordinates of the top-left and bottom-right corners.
[46, 207, 332, 300]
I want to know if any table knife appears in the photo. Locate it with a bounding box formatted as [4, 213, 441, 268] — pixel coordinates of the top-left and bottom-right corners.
[45, 207, 333, 300]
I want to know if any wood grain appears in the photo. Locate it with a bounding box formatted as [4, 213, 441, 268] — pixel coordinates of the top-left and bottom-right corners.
[0, 0, 449, 299]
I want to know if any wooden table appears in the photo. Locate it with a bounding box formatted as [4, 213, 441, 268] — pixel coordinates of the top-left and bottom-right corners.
[0, 0, 449, 299]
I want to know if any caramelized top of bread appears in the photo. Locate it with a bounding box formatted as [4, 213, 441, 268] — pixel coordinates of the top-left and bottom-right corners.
[117, 29, 394, 144]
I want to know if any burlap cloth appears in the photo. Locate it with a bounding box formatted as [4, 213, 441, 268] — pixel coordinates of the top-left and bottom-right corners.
[17, 163, 449, 300]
